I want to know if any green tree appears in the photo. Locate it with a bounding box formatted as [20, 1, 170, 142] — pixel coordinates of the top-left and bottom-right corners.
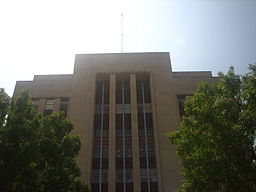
[0, 90, 88, 192]
[168, 64, 256, 192]
[0, 88, 10, 125]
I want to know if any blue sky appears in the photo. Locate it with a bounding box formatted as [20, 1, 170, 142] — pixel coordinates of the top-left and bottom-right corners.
[0, 0, 255, 95]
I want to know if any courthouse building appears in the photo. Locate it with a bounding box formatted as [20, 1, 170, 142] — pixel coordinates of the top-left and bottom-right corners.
[14, 52, 217, 192]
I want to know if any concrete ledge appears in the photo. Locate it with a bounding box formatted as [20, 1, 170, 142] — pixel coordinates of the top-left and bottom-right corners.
[173, 71, 213, 78]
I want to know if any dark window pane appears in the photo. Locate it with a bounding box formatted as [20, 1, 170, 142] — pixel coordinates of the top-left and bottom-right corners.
[116, 81, 122, 104]
[150, 182, 158, 192]
[144, 80, 151, 103]
[104, 81, 109, 105]
[125, 136, 132, 146]
[139, 139, 146, 158]
[147, 135, 154, 146]
[177, 95, 186, 100]
[149, 157, 156, 168]
[136, 80, 143, 104]
[140, 157, 147, 168]
[178, 100, 185, 118]
[101, 183, 108, 192]
[91, 183, 99, 192]
[125, 128, 131, 137]
[137, 114, 144, 130]
[116, 114, 123, 131]
[101, 169, 108, 183]
[92, 158, 100, 169]
[126, 183, 134, 192]
[116, 145, 123, 158]
[125, 157, 133, 169]
[125, 145, 132, 158]
[96, 82, 103, 105]
[136, 80, 142, 87]
[93, 144, 100, 158]
[124, 114, 131, 131]
[116, 136, 123, 147]
[102, 146, 108, 159]
[116, 183, 124, 192]
[102, 158, 108, 169]
[116, 158, 123, 169]
[124, 80, 130, 104]
[116, 114, 123, 137]
[148, 147, 155, 158]
[141, 182, 148, 192]
[116, 169, 124, 183]
[103, 114, 109, 130]
[146, 113, 153, 129]
[126, 169, 133, 183]
[96, 81, 110, 105]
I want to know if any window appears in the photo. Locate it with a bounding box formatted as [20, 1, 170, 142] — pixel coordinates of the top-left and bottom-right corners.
[143, 80, 151, 103]
[125, 157, 133, 169]
[116, 104, 131, 114]
[116, 183, 124, 192]
[115, 79, 133, 191]
[116, 80, 130, 104]
[126, 183, 134, 192]
[123, 80, 130, 104]
[141, 182, 148, 192]
[92, 80, 110, 192]
[101, 183, 108, 192]
[116, 170, 134, 192]
[59, 98, 69, 117]
[136, 81, 143, 104]
[136, 78, 158, 192]
[44, 99, 54, 115]
[137, 104, 152, 113]
[177, 94, 193, 118]
[150, 182, 158, 192]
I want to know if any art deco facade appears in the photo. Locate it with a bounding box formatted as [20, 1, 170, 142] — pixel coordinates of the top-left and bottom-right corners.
[14, 52, 217, 192]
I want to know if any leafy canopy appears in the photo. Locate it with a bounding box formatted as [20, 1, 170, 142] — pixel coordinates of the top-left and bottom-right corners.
[0, 89, 89, 192]
[168, 64, 256, 192]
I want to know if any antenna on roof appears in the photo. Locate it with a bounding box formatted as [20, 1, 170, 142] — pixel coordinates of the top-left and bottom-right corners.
[121, 13, 124, 53]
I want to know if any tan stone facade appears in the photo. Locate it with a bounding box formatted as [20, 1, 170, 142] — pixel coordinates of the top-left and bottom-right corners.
[14, 52, 217, 192]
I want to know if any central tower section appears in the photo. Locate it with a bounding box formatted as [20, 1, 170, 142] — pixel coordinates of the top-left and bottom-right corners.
[91, 73, 158, 192]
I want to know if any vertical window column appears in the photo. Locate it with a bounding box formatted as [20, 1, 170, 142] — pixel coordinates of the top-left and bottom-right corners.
[130, 74, 141, 192]
[108, 74, 116, 192]
[116, 80, 133, 192]
[137, 79, 158, 192]
[92, 80, 110, 192]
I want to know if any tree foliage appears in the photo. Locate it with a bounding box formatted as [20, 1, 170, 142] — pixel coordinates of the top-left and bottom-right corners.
[0, 90, 88, 192]
[168, 64, 256, 192]
[0, 88, 10, 125]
